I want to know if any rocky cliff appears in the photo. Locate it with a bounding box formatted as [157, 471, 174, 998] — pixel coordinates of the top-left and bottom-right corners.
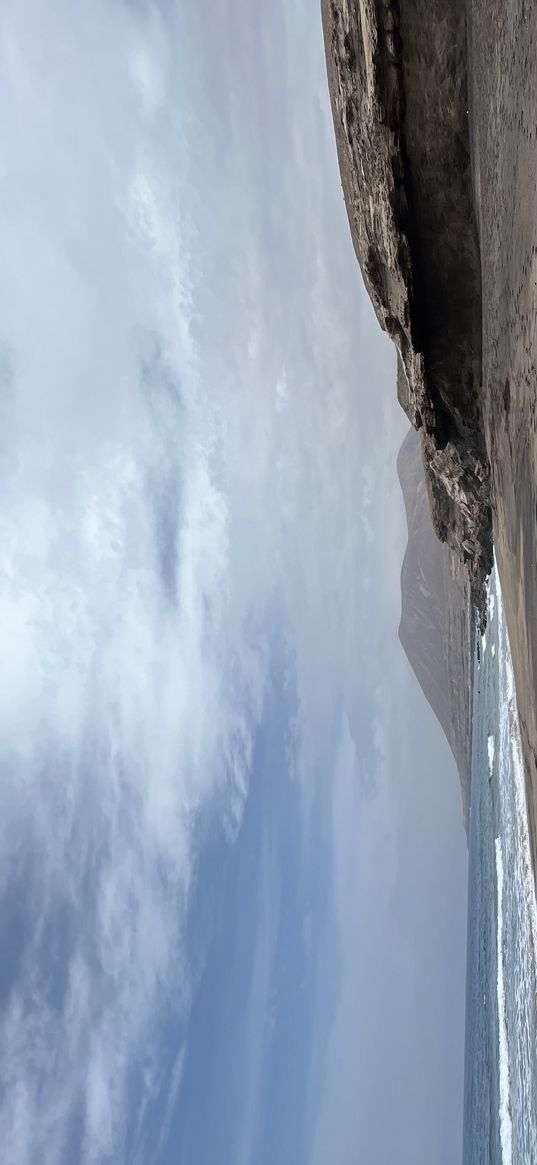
[321, 0, 493, 607]
[398, 428, 472, 825]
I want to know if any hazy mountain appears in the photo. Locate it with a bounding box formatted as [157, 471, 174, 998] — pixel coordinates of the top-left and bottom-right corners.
[397, 427, 472, 828]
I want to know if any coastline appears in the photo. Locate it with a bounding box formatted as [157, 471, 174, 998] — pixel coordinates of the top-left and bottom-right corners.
[320, 0, 492, 610]
[463, 564, 537, 1161]
[321, 0, 537, 885]
[468, 0, 537, 881]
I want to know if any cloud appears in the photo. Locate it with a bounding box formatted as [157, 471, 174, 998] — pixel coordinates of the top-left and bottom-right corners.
[0, 2, 271, 1160]
[0, 0, 422, 1162]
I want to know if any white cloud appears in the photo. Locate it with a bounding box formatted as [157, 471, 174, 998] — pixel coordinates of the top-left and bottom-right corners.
[0, 0, 409, 1161]
[0, 3, 270, 1159]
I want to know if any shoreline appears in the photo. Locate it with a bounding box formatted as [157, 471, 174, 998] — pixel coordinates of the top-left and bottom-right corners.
[468, 0, 537, 886]
[322, 0, 537, 887]
[321, 0, 492, 609]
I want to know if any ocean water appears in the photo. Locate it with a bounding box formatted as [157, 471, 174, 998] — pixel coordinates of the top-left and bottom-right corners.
[463, 565, 537, 1164]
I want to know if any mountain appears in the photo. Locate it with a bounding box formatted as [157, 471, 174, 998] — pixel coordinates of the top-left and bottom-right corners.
[397, 426, 472, 827]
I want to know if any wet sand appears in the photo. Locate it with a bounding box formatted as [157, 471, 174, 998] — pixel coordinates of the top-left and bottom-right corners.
[469, 1, 537, 870]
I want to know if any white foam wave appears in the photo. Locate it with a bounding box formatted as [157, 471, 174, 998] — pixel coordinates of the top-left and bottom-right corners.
[496, 576, 537, 975]
[488, 590, 496, 623]
[488, 734, 495, 776]
[495, 836, 513, 1165]
[494, 561, 537, 1159]
[506, 669, 537, 974]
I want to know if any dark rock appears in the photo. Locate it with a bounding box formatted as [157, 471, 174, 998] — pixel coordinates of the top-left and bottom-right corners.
[321, 0, 493, 604]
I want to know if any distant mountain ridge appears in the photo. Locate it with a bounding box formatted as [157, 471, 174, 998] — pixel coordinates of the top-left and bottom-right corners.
[397, 428, 472, 828]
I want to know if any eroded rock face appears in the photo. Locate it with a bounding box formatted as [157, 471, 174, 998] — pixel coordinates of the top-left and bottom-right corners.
[321, 0, 493, 605]
[398, 428, 472, 828]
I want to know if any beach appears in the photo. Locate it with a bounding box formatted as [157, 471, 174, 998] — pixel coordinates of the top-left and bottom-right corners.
[469, 0, 537, 879]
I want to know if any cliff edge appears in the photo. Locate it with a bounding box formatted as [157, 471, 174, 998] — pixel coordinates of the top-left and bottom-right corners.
[321, 0, 493, 606]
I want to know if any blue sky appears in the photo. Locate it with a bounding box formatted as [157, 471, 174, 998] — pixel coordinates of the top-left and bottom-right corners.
[0, 1, 467, 1162]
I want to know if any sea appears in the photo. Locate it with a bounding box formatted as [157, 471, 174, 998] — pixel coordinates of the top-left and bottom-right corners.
[463, 563, 537, 1164]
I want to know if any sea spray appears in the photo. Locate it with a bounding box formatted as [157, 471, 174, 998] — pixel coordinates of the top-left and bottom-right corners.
[498, 591, 537, 976]
[464, 563, 537, 1164]
[495, 836, 513, 1165]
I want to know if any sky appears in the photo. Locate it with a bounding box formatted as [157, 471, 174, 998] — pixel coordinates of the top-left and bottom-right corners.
[0, 1, 468, 1163]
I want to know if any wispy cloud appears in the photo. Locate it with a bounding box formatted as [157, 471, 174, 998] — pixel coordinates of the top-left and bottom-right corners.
[0, 0, 410, 1162]
[0, 3, 270, 1160]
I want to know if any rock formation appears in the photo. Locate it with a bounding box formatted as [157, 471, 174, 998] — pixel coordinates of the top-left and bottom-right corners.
[321, 0, 493, 608]
[398, 428, 472, 826]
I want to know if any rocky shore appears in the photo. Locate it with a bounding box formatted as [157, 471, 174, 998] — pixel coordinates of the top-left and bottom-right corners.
[322, 0, 537, 874]
[468, 0, 537, 873]
[321, 0, 493, 608]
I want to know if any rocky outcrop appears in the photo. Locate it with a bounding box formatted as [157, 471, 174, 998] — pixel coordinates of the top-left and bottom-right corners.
[398, 428, 472, 826]
[321, 0, 493, 606]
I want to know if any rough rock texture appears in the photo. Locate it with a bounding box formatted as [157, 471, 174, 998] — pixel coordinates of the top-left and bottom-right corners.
[321, 0, 493, 606]
[398, 428, 472, 828]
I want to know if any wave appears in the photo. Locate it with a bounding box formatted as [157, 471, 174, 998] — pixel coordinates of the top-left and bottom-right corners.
[497, 581, 537, 977]
[495, 836, 513, 1165]
[488, 734, 495, 776]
